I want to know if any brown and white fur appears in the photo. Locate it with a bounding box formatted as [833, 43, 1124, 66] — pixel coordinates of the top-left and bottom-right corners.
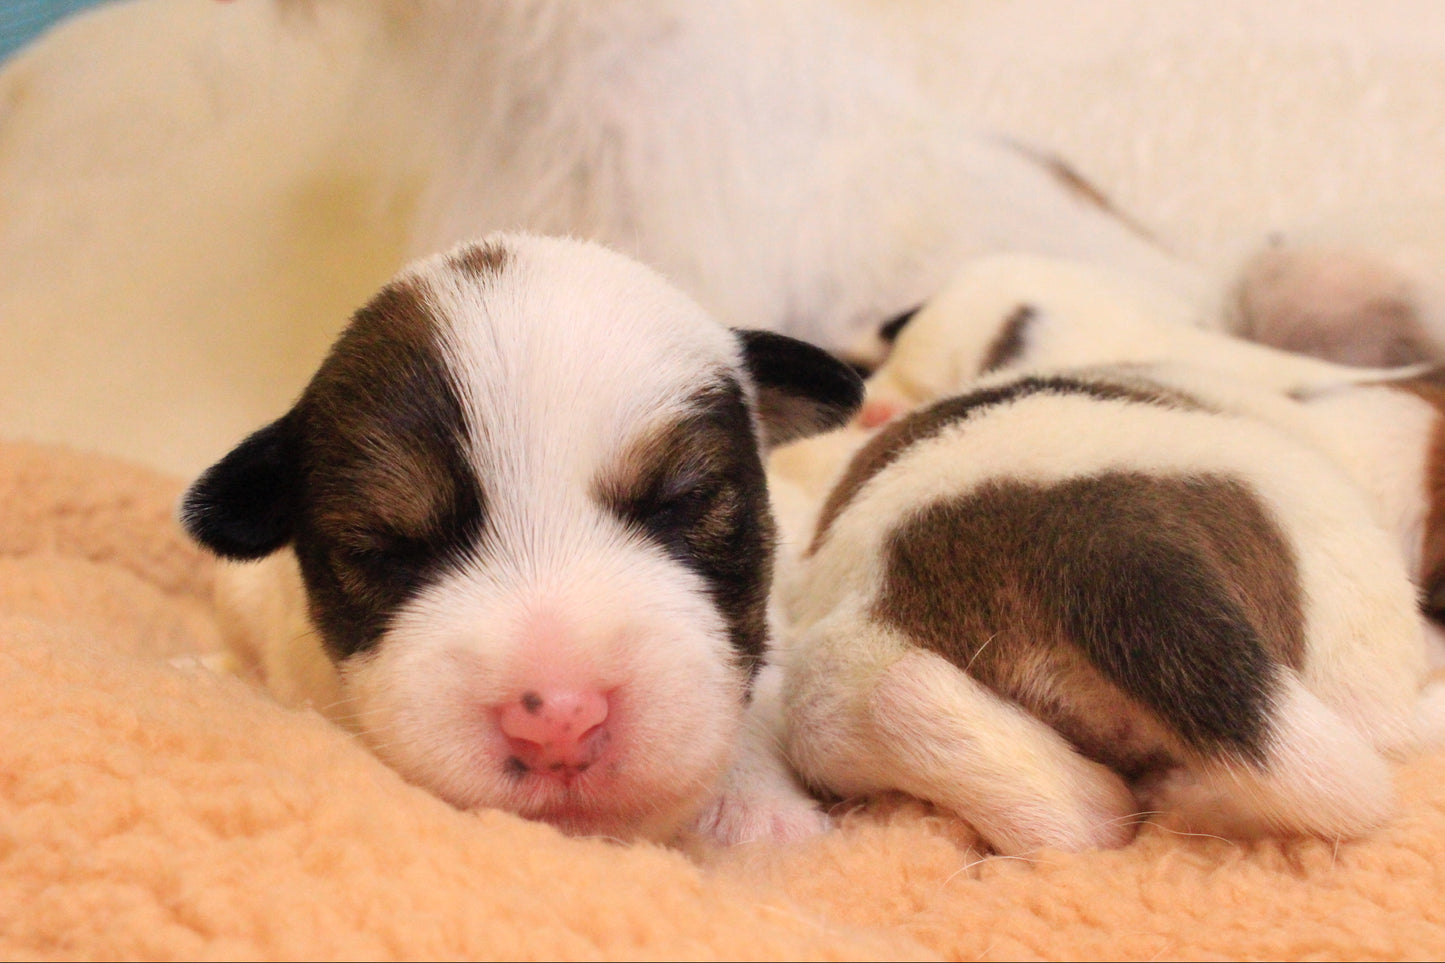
[856, 254, 1445, 653]
[780, 366, 1436, 855]
[179, 232, 865, 846]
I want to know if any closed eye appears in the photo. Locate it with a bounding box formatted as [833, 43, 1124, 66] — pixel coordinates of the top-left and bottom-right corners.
[632, 470, 722, 530]
[331, 526, 438, 574]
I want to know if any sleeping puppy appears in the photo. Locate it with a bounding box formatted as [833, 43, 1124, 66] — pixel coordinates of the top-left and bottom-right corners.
[780, 366, 1436, 855]
[179, 232, 864, 846]
[858, 253, 1405, 426]
[853, 254, 1445, 643]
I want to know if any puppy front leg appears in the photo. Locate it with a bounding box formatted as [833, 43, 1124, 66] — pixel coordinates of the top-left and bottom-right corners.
[688, 661, 832, 847]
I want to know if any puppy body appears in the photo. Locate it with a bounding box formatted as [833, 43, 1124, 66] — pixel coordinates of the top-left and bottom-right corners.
[182, 232, 863, 845]
[858, 255, 1445, 630]
[781, 368, 1430, 854]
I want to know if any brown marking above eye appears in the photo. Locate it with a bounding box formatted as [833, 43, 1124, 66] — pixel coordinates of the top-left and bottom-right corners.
[290, 273, 486, 658]
[595, 379, 750, 525]
[592, 376, 776, 676]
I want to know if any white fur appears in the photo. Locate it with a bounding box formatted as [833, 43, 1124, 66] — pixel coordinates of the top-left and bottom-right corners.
[862, 255, 1443, 586]
[277, 0, 1204, 360]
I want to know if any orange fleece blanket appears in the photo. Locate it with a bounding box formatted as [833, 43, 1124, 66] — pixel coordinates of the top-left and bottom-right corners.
[4, 438, 1445, 961]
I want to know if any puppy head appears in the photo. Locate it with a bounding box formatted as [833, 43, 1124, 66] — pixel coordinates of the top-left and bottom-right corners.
[181, 232, 862, 840]
[856, 254, 1200, 427]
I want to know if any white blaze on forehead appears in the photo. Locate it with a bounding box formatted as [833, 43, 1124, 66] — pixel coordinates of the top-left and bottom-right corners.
[416, 235, 747, 500]
[332, 235, 755, 837]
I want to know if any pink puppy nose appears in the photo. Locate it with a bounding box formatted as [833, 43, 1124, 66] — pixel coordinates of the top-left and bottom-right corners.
[498, 688, 611, 779]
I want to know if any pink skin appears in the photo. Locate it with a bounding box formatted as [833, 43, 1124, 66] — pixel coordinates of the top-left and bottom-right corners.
[856, 397, 905, 429]
[497, 687, 613, 784]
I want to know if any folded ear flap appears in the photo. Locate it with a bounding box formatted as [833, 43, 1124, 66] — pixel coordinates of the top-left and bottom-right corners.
[737, 329, 866, 448]
[178, 413, 303, 560]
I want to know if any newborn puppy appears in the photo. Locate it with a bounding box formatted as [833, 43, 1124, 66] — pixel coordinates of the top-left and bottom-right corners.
[781, 367, 1433, 855]
[851, 254, 1445, 647]
[180, 232, 864, 845]
[859, 253, 1395, 426]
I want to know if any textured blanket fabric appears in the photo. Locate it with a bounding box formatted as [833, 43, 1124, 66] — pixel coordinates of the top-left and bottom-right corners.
[4, 438, 1445, 960]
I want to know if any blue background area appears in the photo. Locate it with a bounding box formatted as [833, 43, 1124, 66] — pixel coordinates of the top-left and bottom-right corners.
[0, 0, 117, 63]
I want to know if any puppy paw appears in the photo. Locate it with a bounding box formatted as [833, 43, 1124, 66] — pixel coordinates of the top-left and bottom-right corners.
[691, 780, 832, 846]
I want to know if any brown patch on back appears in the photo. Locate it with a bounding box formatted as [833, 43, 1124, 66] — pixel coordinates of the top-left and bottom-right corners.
[873, 472, 1302, 767]
[808, 374, 1208, 555]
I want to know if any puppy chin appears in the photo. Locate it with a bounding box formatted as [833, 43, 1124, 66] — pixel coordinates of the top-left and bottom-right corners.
[335, 559, 747, 843]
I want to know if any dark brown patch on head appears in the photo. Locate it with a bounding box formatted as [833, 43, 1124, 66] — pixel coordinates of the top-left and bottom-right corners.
[808, 374, 1209, 555]
[978, 304, 1037, 375]
[878, 306, 920, 345]
[595, 378, 776, 681]
[521, 691, 543, 714]
[289, 276, 486, 659]
[874, 472, 1302, 768]
[447, 239, 512, 280]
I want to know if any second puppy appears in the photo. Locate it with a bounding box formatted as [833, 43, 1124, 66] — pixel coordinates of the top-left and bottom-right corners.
[781, 366, 1433, 854]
